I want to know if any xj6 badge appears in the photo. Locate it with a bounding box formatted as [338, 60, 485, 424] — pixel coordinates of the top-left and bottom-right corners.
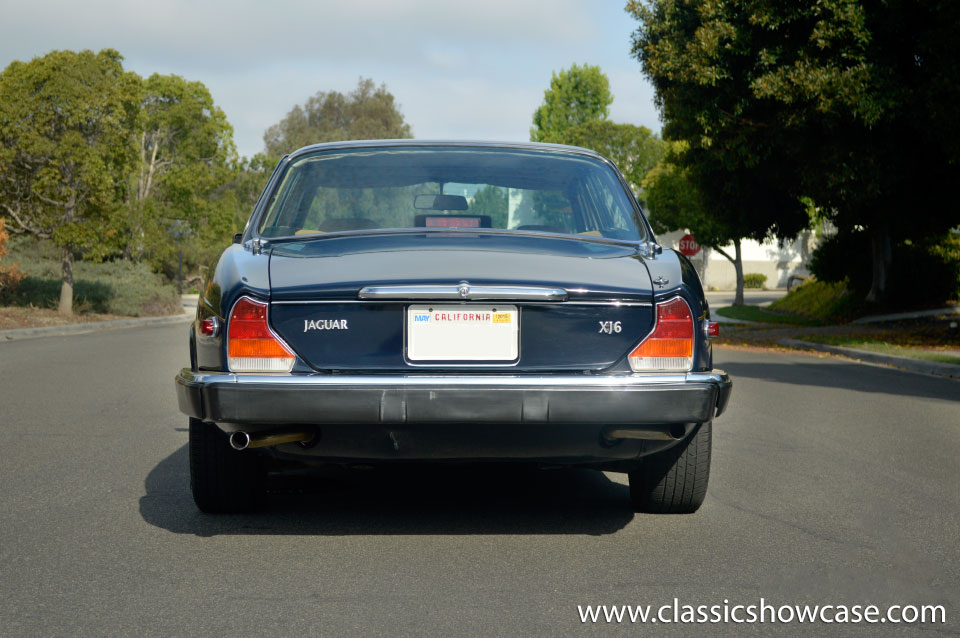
[598, 320, 622, 334]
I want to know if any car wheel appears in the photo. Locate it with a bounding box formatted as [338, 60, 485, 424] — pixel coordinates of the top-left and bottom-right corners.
[189, 417, 265, 513]
[628, 421, 711, 514]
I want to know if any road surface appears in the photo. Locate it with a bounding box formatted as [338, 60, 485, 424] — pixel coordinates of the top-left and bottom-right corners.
[1, 323, 957, 636]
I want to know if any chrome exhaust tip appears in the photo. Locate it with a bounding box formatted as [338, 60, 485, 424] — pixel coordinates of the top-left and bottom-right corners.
[229, 432, 252, 451]
[229, 430, 315, 451]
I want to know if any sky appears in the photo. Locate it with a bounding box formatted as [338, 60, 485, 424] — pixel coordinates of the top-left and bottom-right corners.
[0, 0, 662, 159]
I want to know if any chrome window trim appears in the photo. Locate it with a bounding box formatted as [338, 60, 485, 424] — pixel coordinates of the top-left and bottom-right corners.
[249, 143, 651, 245]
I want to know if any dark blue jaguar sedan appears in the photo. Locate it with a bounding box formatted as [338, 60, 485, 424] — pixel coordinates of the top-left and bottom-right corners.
[175, 140, 731, 514]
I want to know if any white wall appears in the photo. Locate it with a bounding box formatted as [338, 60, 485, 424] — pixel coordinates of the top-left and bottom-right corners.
[658, 229, 815, 290]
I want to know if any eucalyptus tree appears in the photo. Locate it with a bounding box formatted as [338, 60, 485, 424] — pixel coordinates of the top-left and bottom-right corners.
[264, 78, 412, 157]
[124, 73, 236, 269]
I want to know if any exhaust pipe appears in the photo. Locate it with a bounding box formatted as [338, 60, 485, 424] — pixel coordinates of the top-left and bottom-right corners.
[229, 429, 315, 451]
[604, 424, 688, 442]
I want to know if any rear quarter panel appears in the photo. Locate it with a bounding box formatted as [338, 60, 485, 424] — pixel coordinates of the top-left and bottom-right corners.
[644, 248, 712, 372]
[194, 244, 271, 371]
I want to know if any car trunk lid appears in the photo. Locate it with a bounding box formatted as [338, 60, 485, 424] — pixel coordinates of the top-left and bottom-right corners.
[267, 233, 655, 371]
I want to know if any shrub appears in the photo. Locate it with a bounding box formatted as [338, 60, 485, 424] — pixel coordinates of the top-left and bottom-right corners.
[811, 230, 959, 306]
[0, 219, 25, 294]
[743, 273, 767, 289]
[1, 236, 181, 316]
[768, 279, 862, 322]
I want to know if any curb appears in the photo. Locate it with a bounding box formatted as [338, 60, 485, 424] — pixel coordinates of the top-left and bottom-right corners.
[1, 311, 192, 342]
[853, 306, 960, 324]
[777, 338, 960, 380]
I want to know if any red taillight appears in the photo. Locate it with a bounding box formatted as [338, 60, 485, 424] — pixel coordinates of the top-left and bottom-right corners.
[227, 297, 295, 372]
[628, 297, 694, 371]
[705, 320, 720, 338]
[200, 317, 219, 336]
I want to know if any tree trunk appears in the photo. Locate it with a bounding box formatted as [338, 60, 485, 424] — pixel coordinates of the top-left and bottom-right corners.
[712, 239, 745, 305]
[732, 238, 744, 306]
[58, 245, 74, 316]
[865, 223, 892, 303]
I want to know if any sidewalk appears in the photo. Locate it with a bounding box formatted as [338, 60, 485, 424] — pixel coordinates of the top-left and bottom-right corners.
[706, 290, 786, 324]
[0, 295, 195, 342]
[705, 289, 787, 309]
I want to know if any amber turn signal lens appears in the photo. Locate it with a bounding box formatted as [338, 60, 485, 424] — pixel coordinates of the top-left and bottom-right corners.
[628, 297, 695, 371]
[227, 297, 295, 372]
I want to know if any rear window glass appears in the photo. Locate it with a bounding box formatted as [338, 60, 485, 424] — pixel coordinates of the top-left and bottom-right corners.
[258, 147, 644, 242]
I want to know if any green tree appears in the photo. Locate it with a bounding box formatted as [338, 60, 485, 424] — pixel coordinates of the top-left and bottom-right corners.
[560, 120, 665, 198]
[469, 185, 508, 228]
[224, 153, 273, 228]
[123, 73, 237, 273]
[628, 0, 960, 304]
[530, 63, 613, 143]
[629, 0, 810, 306]
[0, 49, 140, 315]
[264, 78, 412, 157]
[643, 147, 752, 304]
[530, 65, 665, 204]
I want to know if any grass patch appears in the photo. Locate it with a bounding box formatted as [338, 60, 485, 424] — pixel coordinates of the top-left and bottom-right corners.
[768, 279, 862, 322]
[803, 335, 960, 365]
[716, 305, 824, 325]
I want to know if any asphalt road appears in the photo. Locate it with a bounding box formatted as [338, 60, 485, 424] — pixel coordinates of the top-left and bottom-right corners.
[1, 323, 958, 637]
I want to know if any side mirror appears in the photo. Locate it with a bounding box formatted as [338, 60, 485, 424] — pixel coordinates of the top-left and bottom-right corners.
[233, 233, 243, 244]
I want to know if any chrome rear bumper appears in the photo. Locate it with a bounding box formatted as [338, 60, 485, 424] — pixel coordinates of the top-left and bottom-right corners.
[175, 369, 732, 431]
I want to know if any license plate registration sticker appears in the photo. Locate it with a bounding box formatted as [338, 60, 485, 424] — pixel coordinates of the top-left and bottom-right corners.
[407, 305, 519, 361]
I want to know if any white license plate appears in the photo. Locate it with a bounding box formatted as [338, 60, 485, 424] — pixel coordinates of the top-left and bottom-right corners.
[407, 305, 519, 361]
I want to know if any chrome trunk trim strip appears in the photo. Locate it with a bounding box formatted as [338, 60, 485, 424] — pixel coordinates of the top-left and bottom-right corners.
[357, 284, 568, 301]
[271, 299, 651, 306]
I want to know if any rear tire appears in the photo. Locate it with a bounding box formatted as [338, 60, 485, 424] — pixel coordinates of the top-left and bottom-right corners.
[189, 418, 265, 513]
[628, 421, 712, 514]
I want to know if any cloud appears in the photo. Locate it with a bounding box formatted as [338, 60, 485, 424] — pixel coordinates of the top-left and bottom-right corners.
[1, 0, 594, 71]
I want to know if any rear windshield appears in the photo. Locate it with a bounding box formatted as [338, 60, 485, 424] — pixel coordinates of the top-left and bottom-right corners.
[258, 147, 645, 242]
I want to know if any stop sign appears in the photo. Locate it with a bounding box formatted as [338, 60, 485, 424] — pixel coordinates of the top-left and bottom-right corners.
[678, 233, 701, 257]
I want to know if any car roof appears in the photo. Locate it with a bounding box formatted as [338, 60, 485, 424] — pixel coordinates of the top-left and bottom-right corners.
[284, 139, 605, 162]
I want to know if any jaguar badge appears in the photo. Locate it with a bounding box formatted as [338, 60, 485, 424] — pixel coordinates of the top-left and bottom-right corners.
[304, 319, 349, 332]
